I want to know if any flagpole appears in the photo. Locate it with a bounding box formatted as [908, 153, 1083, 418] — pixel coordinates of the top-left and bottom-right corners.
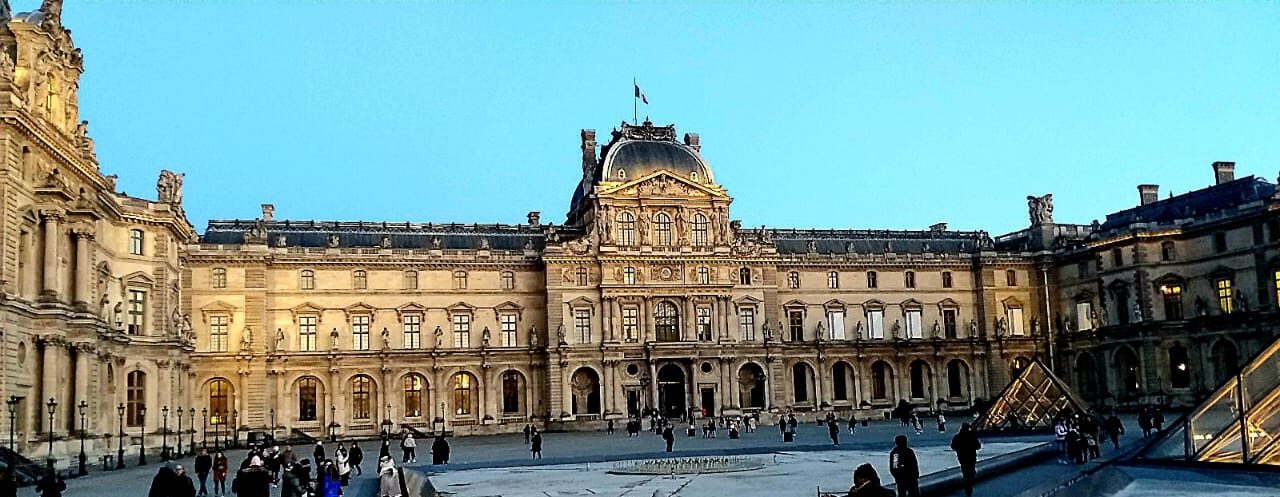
[633, 77, 638, 124]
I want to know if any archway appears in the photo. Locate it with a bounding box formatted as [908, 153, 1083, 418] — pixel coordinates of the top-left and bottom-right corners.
[792, 362, 815, 404]
[570, 368, 601, 415]
[871, 361, 894, 402]
[946, 360, 969, 400]
[909, 360, 932, 400]
[738, 363, 767, 409]
[1075, 353, 1099, 399]
[657, 364, 687, 418]
[1211, 340, 1239, 386]
[832, 361, 855, 402]
[1114, 347, 1141, 401]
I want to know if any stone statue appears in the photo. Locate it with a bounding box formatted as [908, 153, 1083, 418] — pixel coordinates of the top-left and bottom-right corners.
[674, 210, 688, 244]
[431, 237, 442, 249]
[326, 234, 340, 248]
[1098, 306, 1108, 327]
[968, 319, 978, 338]
[1030, 316, 1039, 335]
[855, 321, 864, 340]
[529, 325, 538, 347]
[380, 327, 390, 350]
[481, 327, 491, 347]
[1064, 318, 1074, 333]
[1195, 296, 1208, 316]
[329, 327, 340, 349]
[241, 326, 253, 351]
[815, 321, 826, 341]
[172, 307, 183, 336]
[637, 212, 650, 244]
[274, 235, 287, 247]
[478, 237, 490, 250]
[380, 235, 392, 248]
[1236, 290, 1249, 313]
[556, 324, 566, 345]
[1133, 303, 1143, 323]
[995, 317, 1007, 337]
[1027, 194, 1054, 225]
[433, 326, 443, 348]
[274, 328, 285, 352]
[932, 320, 941, 338]
[156, 170, 184, 204]
[244, 221, 267, 244]
[99, 293, 111, 318]
[807, 240, 817, 253]
[891, 320, 902, 339]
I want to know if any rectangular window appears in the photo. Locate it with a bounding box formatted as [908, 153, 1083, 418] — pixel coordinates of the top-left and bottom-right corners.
[403, 314, 421, 349]
[127, 289, 145, 335]
[453, 314, 471, 348]
[1275, 270, 1280, 309]
[788, 310, 804, 341]
[696, 307, 713, 341]
[209, 315, 228, 352]
[1077, 262, 1088, 279]
[502, 272, 515, 290]
[1112, 249, 1123, 267]
[623, 267, 636, 285]
[942, 271, 953, 288]
[352, 315, 370, 350]
[622, 308, 638, 342]
[1007, 308, 1025, 336]
[1006, 270, 1017, 286]
[1216, 278, 1234, 314]
[739, 308, 756, 341]
[211, 268, 227, 289]
[827, 311, 845, 340]
[299, 315, 317, 351]
[129, 229, 144, 255]
[1214, 232, 1228, 253]
[1161, 284, 1183, 320]
[867, 310, 884, 339]
[828, 271, 839, 289]
[1076, 301, 1093, 331]
[867, 271, 877, 288]
[574, 309, 591, 343]
[905, 271, 916, 288]
[501, 314, 517, 347]
[943, 309, 957, 339]
[404, 271, 419, 290]
[905, 309, 922, 339]
[697, 267, 710, 285]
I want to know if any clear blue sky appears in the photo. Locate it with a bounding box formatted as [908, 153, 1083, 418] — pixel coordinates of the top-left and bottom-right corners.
[57, 2, 1280, 235]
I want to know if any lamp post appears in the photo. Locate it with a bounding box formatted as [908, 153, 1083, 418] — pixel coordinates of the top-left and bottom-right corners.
[116, 403, 126, 470]
[188, 409, 195, 456]
[77, 400, 87, 476]
[45, 397, 57, 470]
[176, 406, 183, 458]
[269, 408, 276, 443]
[381, 403, 393, 438]
[6, 396, 18, 480]
[231, 409, 239, 448]
[214, 410, 223, 451]
[201, 408, 208, 450]
[328, 406, 337, 442]
[138, 405, 147, 465]
[161, 406, 169, 461]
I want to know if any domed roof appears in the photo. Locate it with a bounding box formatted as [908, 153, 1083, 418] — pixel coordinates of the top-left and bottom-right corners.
[600, 139, 709, 183]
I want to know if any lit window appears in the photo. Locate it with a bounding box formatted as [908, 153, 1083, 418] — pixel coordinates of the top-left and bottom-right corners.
[500, 314, 517, 347]
[739, 307, 756, 341]
[692, 214, 708, 247]
[353, 270, 367, 290]
[1161, 284, 1183, 320]
[1076, 301, 1093, 331]
[574, 309, 591, 343]
[211, 268, 227, 289]
[403, 375, 424, 417]
[1216, 278, 1234, 314]
[623, 267, 636, 285]
[787, 272, 800, 289]
[452, 314, 471, 348]
[403, 314, 421, 349]
[298, 315, 317, 351]
[297, 378, 318, 421]
[129, 229, 144, 255]
[300, 270, 315, 290]
[127, 289, 146, 335]
[453, 374, 473, 415]
[208, 379, 231, 426]
[209, 315, 228, 352]
[696, 307, 712, 341]
[352, 315, 370, 350]
[1006, 307, 1025, 336]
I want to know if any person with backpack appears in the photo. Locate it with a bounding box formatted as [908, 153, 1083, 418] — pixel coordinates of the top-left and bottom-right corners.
[888, 435, 920, 497]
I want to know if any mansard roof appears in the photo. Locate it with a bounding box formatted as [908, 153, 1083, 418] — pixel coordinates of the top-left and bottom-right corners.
[1097, 175, 1275, 233]
[200, 219, 545, 250]
[569, 120, 712, 217]
[760, 228, 994, 255]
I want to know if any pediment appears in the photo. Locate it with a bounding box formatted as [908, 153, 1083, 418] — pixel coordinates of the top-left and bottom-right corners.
[200, 300, 238, 323]
[599, 170, 727, 199]
[936, 298, 960, 309]
[122, 271, 154, 287]
[782, 299, 807, 309]
[567, 296, 596, 308]
[823, 299, 847, 309]
[495, 301, 525, 319]
[900, 298, 924, 309]
[447, 302, 476, 313]
[396, 302, 426, 319]
[1001, 296, 1024, 309]
[734, 295, 763, 306]
[862, 299, 886, 309]
[343, 302, 377, 319]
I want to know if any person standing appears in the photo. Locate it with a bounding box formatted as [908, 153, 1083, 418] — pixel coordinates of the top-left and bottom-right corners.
[662, 425, 675, 452]
[313, 442, 326, 469]
[1153, 411, 1165, 432]
[828, 417, 840, 445]
[174, 465, 198, 497]
[320, 461, 342, 497]
[431, 435, 450, 464]
[212, 451, 229, 497]
[607, 419, 615, 435]
[336, 444, 352, 486]
[230, 456, 271, 497]
[194, 448, 213, 496]
[889, 435, 920, 497]
[531, 430, 544, 459]
[937, 413, 947, 433]
[147, 465, 177, 497]
[848, 463, 894, 497]
[401, 433, 417, 464]
[1105, 412, 1125, 450]
[350, 442, 365, 476]
[523, 424, 532, 444]
[951, 423, 981, 497]
[787, 413, 798, 434]
[1138, 408, 1153, 437]
[848, 416, 857, 435]
[34, 470, 65, 497]
[779, 416, 787, 439]
[380, 438, 392, 460]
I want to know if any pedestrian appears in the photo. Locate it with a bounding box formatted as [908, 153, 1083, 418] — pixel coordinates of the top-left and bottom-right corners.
[175, 465, 197, 497]
[1153, 411, 1165, 432]
[951, 423, 981, 497]
[848, 463, 893, 497]
[688, 423, 697, 438]
[336, 444, 352, 486]
[607, 419, 615, 435]
[401, 433, 417, 463]
[281, 461, 303, 497]
[194, 448, 213, 497]
[828, 418, 840, 445]
[313, 441, 326, 468]
[291, 460, 313, 497]
[0, 470, 17, 497]
[431, 435, 450, 464]
[848, 416, 857, 435]
[531, 430, 543, 459]
[148, 465, 177, 497]
[1105, 412, 1125, 450]
[779, 416, 787, 439]
[351, 442, 365, 476]
[937, 413, 946, 433]
[911, 412, 923, 435]
[1054, 420, 1069, 463]
[320, 461, 341, 497]
[34, 470, 65, 497]
[889, 435, 920, 497]
[1066, 427, 1083, 464]
[523, 424, 532, 444]
[212, 451, 229, 497]
[230, 456, 271, 497]
[377, 456, 409, 497]
[787, 413, 798, 434]
[1138, 408, 1153, 437]
[662, 425, 675, 452]
[380, 438, 392, 460]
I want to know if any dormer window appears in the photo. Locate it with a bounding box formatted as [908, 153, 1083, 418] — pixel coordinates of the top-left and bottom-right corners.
[617, 169, 626, 180]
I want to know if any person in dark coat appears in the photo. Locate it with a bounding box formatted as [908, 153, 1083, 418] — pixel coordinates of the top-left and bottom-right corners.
[950, 423, 982, 497]
[0, 470, 17, 497]
[1153, 411, 1165, 432]
[828, 418, 841, 445]
[380, 438, 392, 460]
[523, 424, 532, 444]
[34, 471, 65, 497]
[607, 419, 615, 435]
[787, 413, 798, 434]
[231, 456, 272, 497]
[174, 465, 197, 497]
[212, 452, 229, 497]
[194, 448, 213, 496]
[1138, 408, 1153, 437]
[531, 430, 543, 459]
[779, 416, 787, 439]
[290, 460, 313, 497]
[350, 442, 364, 476]
[847, 463, 893, 497]
[662, 425, 675, 452]
[1105, 412, 1125, 450]
[148, 465, 178, 497]
[889, 435, 920, 497]
[431, 435, 451, 464]
[313, 442, 326, 467]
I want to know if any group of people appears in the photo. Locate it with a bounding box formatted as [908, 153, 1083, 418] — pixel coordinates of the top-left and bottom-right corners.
[521, 424, 544, 458]
[1137, 407, 1165, 437]
[1053, 410, 1127, 465]
[842, 423, 982, 497]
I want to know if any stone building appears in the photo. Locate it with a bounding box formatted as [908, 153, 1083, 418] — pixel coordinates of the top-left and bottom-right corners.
[0, 1, 196, 468]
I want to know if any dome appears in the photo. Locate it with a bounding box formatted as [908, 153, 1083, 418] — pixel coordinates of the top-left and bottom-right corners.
[600, 140, 710, 183]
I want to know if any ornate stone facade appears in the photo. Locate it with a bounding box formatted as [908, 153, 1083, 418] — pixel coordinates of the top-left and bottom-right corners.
[0, 1, 196, 468]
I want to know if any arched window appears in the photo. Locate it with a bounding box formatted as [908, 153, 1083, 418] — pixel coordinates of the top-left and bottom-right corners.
[909, 360, 929, 399]
[1211, 340, 1238, 386]
[353, 270, 368, 290]
[298, 377, 319, 421]
[453, 373, 474, 416]
[832, 362, 853, 401]
[1160, 282, 1183, 320]
[1076, 354, 1099, 399]
[739, 267, 751, 285]
[1169, 345, 1191, 389]
[1161, 241, 1176, 261]
[453, 270, 468, 290]
[871, 362, 891, 401]
[787, 271, 800, 289]
[654, 213, 672, 246]
[792, 363, 812, 403]
[208, 378, 232, 426]
[828, 271, 839, 289]
[211, 268, 227, 289]
[1115, 348, 1140, 399]
[127, 371, 146, 426]
[570, 368, 601, 414]
[501, 371, 524, 414]
[867, 271, 878, 288]
[403, 270, 418, 290]
[691, 214, 708, 247]
[351, 376, 373, 420]
[655, 301, 680, 342]
[300, 270, 315, 290]
[947, 360, 968, 399]
[617, 212, 636, 246]
[403, 374, 425, 417]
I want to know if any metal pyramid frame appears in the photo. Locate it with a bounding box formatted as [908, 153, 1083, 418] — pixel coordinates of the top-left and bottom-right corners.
[1138, 335, 1280, 466]
[975, 359, 1090, 432]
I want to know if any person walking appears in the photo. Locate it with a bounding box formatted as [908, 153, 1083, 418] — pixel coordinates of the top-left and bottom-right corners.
[787, 413, 798, 434]
[212, 451, 229, 497]
[174, 465, 197, 497]
[380, 438, 392, 460]
[1138, 408, 1153, 437]
[889, 435, 920, 497]
[147, 465, 177, 497]
[401, 433, 417, 464]
[320, 461, 342, 497]
[778, 415, 787, 440]
[290, 460, 313, 497]
[1054, 420, 1069, 463]
[848, 463, 894, 497]
[431, 435, 450, 464]
[951, 423, 982, 497]
[607, 419, 615, 435]
[662, 425, 675, 452]
[523, 424, 532, 444]
[195, 448, 213, 496]
[350, 442, 365, 476]
[281, 462, 303, 497]
[230, 456, 271, 497]
[937, 413, 947, 433]
[34, 470, 65, 497]
[531, 430, 544, 459]
[1105, 412, 1125, 450]
[1153, 411, 1165, 432]
[828, 417, 840, 445]
[313, 441, 326, 469]
[848, 416, 857, 435]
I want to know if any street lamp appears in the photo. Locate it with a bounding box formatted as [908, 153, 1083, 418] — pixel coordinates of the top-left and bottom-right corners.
[138, 405, 147, 465]
[381, 403, 393, 437]
[45, 397, 57, 470]
[161, 406, 169, 461]
[328, 406, 337, 442]
[176, 406, 184, 458]
[201, 408, 208, 450]
[6, 396, 18, 480]
[231, 409, 239, 448]
[116, 403, 126, 470]
[269, 408, 276, 442]
[77, 400, 88, 476]
[188, 409, 196, 456]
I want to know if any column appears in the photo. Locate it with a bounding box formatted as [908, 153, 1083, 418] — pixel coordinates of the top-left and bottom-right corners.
[613, 299, 623, 342]
[684, 298, 695, 341]
[41, 338, 60, 434]
[816, 360, 826, 407]
[381, 368, 392, 427]
[728, 361, 741, 409]
[72, 229, 93, 306]
[71, 346, 91, 430]
[642, 298, 653, 343]
[481, 367, 494, 423]
[40, 211, 62, 299]
[602, 362, 614, 415]
[648, 361, 658, 410]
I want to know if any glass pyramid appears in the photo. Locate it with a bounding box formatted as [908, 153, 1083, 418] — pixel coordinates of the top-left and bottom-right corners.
[1140, 335, 1280, 466]
[975, 359, 1090, 431]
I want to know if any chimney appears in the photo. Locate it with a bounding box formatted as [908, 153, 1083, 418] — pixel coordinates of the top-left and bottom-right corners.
[929, 222, 947, 233]
[1137, 185, 1159, 206]
[1213, 161, 1235, 185]
[580, 130, 596, 174]
[261, 203, 275, 221]
[683, 133, 701, 152]
[527, 211, 541, 226]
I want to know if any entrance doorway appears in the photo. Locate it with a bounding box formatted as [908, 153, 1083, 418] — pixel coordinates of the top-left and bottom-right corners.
[657, 364, 687, 418]
[626, 388, 642, 418]
[700, 387, 716, 417]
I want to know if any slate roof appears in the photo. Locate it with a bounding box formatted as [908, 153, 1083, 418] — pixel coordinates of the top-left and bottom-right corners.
[1098, 176, 1275, 232]
[759, 228, 993, 255]
[200, 220, 545, 251]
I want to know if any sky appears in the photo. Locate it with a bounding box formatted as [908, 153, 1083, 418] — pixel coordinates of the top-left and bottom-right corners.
[50, 2, 1280, 235]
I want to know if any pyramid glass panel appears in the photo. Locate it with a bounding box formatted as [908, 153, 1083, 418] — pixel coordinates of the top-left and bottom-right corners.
[976, 359, 1089, 431]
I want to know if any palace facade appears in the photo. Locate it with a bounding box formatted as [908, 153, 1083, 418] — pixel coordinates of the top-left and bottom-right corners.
[3, 1, 1279, 469]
